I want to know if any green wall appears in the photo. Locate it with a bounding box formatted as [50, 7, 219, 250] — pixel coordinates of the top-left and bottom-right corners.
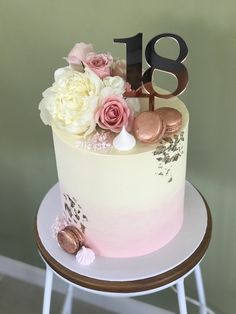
[0, 1, 235, 313]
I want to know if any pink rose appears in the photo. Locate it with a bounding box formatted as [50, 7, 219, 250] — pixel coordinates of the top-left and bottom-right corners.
[95, 96, 134, 133]
[67, 42, 94, 65]
[85, 53, 113, 79]
[112, 59, 126, 78]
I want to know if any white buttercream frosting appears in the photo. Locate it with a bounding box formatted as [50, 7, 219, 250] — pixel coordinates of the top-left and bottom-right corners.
[76, 246, 95, 265]
[113, 126, 136, 151]
[39, 67, 103, 136]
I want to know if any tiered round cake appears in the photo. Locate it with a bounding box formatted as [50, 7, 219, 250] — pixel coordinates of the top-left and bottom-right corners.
[39, 42, 189, 263]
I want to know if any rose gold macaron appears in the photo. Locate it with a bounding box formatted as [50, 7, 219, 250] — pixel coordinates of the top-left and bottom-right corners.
[133, 111, 166, 143]
[57, 225, 84, 254]
[155, 107, 182, 135]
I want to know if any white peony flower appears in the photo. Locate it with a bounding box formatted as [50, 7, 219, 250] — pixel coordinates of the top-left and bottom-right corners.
[39, 66, 104, 136]
[54, 66, 70, 81]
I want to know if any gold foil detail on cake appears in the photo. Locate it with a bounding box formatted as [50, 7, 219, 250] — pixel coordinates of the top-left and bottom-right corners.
[153, 131, 184, 182]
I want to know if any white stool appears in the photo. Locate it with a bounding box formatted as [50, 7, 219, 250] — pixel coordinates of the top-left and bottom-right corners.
[35, 181, 212, 314]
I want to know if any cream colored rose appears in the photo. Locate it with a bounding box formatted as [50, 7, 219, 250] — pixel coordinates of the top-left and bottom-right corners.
[39, 67, 104, 136]
[103, 76, 126, 95]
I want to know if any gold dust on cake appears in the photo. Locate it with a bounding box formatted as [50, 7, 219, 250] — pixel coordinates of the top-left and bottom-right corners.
[153, 132, 184, 182]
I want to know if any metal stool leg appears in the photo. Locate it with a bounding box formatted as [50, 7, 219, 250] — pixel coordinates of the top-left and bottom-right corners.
[176, 278, 188, 314]
[62, 284, 74, 314]
[194, 264, 207, 314]
[43, 265, 53, 314]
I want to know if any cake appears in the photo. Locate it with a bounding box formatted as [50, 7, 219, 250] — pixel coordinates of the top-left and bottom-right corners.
[39, 40, 189, 263]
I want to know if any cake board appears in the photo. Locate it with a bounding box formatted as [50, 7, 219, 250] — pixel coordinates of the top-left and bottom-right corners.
[35, 181, 212, 313]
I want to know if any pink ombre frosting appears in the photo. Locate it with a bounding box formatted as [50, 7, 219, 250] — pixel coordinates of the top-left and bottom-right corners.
[84, 185, 185, 257]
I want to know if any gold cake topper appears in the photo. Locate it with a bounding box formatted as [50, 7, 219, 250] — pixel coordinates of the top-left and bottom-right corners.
[114, 33, 188, 111]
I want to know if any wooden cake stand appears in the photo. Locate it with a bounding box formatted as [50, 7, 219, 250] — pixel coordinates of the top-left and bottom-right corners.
[35, 181, 212, 314]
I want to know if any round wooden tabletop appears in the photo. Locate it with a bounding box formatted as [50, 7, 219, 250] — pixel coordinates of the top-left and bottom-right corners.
[35, 181, 212, 294]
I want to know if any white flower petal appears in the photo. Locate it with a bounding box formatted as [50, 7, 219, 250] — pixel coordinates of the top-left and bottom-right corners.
[126, 97, 141, 113]
[39, 98, 53, 125]
[54, 66, 70, 81]
[103, 76, 125, 95]
[42, 87, 53, 98]
[100, 86, 115, 99]
[84, 66, 104, 95]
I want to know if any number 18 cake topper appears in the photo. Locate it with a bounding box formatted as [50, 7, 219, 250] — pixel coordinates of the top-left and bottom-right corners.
[114, 33, 188, 111]
[39, 32, 189, 150]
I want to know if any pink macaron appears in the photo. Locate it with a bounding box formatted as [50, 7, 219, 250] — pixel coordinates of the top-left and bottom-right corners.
[57, 225, 84, 254]
[133, 111, 166, 143]
[155, 107, 182, 135]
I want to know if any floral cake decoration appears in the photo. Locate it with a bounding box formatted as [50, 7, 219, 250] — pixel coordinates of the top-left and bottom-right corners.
[39, 42, 141, 151]
[39, 41, 184, 153]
